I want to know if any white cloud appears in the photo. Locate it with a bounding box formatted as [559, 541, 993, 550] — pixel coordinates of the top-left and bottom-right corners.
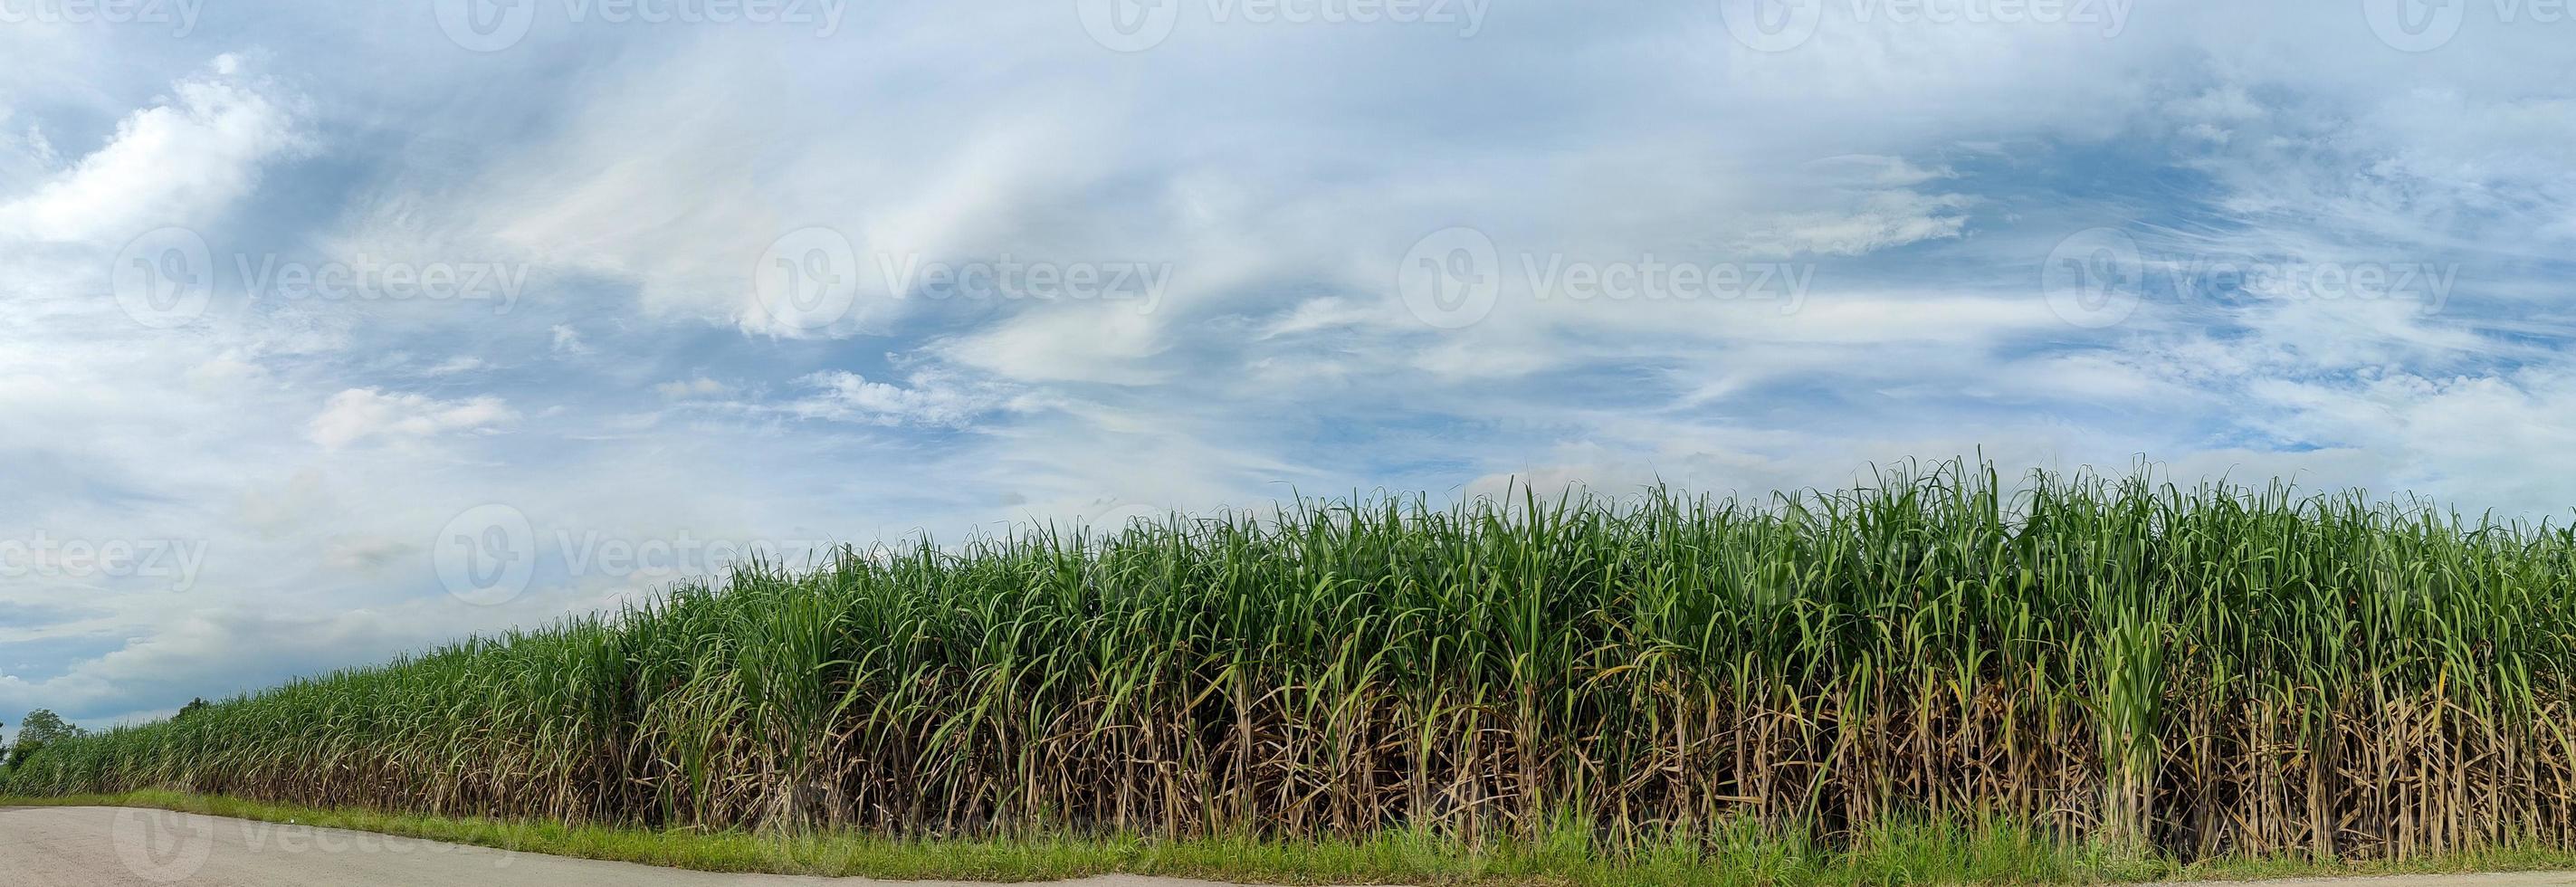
[783, 371, 992, 428]
[423, 357, 489, 376]
[308, 388, 518, 449]
[1733, 190, 1973, 258]
[0, 55, 307, 243]
[654, 377, 730, 398]
[6, 1, 2576, 735]
[935, 310, 1171, 386]
[2238, 368, 2576, 515]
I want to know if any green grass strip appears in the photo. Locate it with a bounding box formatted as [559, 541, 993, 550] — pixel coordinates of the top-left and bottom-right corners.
[7, 789, 2574, 885]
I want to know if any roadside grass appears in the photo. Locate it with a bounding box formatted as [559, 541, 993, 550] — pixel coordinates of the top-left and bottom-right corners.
[6, 789, 2573, 885]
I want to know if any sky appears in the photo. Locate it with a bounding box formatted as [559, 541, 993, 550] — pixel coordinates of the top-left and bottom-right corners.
[1, 0, 2572, 734]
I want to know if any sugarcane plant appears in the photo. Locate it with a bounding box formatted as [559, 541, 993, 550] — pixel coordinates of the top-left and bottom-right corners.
[9, 459, 2571, 862]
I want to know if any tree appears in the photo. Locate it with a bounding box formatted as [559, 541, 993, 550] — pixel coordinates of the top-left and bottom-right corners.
[174, 698, 213, 720]
[8, 709, 80, 768]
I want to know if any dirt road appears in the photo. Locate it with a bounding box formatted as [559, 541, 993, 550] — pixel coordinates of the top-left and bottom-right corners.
[0, 806, 1233, 886]
[6, 805, 2574, 887]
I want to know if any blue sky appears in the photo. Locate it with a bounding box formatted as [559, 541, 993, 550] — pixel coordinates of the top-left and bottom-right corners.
[3, 0, 2573, 732]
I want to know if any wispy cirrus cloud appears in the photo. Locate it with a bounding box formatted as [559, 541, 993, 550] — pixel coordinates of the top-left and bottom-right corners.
[6, 0, 2576, 739]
